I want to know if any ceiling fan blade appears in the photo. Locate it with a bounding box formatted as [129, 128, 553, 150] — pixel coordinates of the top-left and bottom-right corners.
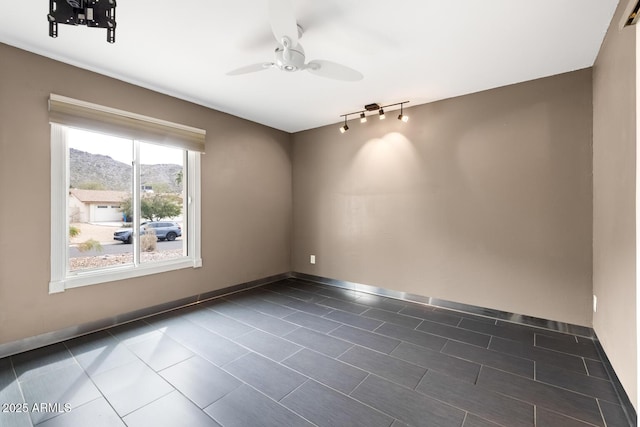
[268, 0, 298, 47]
[306, 60, 363, 82]
[226, 63, 273, 76]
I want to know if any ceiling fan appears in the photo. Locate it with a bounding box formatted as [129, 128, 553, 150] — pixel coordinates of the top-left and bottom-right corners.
[227, 0, 363, 81]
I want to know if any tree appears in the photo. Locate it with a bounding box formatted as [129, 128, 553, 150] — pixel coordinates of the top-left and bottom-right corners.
[141, 194, 182, 221]
[175, 169, 183, 186]
[121, 194, 182, 222]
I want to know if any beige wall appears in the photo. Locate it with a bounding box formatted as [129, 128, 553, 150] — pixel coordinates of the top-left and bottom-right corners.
[292, 70, 593, 326]
[0, 43, 292, 344]
[593, 0, 638, 410]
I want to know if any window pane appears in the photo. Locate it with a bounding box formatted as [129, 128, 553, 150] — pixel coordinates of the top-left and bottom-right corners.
[139, 142, 186, 263]
[68, 128, 133, 272]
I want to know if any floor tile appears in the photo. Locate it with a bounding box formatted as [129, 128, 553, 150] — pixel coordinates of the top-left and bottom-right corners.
[0, 357, 15, 385]
[127, 333, 194, 371]
[374, 322, 446, 351]
[282, 379, 394, 427]
[443, 340, 534, 378]
[109, 320, 160, 345]
[287, 300, 337, 317]
[350, 374, 465, 427]
[361, 308, 422, 329]
[157, 320, 249, 366]
[283, 311, 341, 333]
[227, 296, 297, 319]
[205, 384, 313, 427]
[282, 348, 368, 394]
[316, 297, 370, 315]
[390, 342, 481, 384]
[476, 366, 603, 426]
[338, 346, 426, 389]
[416, 319, 491, 348]
[489, 336, 586, 374]
[183, 307, 255, 338]
[354, 294, 408, 313]
[330, 325, 401, 354]
[19, 363, 101, 424]
[435, 308, 497, 325]
[284, 327, 353, 357]
[233, 329, 302, 362]
[66, 332, 139, 377]
[462, 413, 503, 427]
[123, 391, 221, 427]
[458, 318, 534, 344]
[265, 284, 326, 303]
[159, 356, 241, 408]
[211, 303, 298, 336]
[36, 397, 125, 427]
[0, 360, 32, 427]
[312, 286, 362, 302]
[11, 343, 75, 382]
[416, 370, 534, 427]
[495, 321, 578, 342]
[536, 334, 600, 360]
[324, 310, 383, 331]
[584, 359, 609, 380]
[599, 400, 632, 427]
[536, 407, 599, 427]
[536, 362, 619, 402]
[399, 305, 462, 326]
[222, 352, 307, 401]
[91, 359, 173, 417]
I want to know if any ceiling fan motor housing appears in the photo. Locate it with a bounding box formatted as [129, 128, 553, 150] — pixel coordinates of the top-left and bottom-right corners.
[275, 46, 306, 72]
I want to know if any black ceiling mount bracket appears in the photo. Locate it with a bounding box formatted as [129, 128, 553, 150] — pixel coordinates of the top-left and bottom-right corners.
[364, 103, 381, 111]
[48, 0, 117, 43]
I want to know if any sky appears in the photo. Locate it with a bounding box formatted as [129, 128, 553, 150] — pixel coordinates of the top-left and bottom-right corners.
[68, 127, 183, 166]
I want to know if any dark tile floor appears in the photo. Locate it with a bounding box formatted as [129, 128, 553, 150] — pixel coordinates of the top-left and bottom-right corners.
[0, 278, 631, 427]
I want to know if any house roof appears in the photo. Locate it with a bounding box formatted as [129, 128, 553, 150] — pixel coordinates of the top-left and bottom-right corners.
[69, 189, 129, 204]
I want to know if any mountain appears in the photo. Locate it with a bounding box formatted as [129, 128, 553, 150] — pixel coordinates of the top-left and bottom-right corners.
[70, 148, 183, 193]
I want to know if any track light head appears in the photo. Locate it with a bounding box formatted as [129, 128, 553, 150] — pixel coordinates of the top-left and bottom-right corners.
[379, 109, 385, 120]
[339, 115, 349, 133]
[397, 103, 409, 122]
[360, 112, 367, 123]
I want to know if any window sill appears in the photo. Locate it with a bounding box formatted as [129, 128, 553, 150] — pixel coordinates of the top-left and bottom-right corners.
[49, 257, 203, 294]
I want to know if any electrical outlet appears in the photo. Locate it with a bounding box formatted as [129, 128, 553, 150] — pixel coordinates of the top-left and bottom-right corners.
[310, 255, 316, 264]
[593, 295, 597, 312]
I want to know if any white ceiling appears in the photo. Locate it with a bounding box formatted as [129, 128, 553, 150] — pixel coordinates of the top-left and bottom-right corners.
[0, 0, 619, 133]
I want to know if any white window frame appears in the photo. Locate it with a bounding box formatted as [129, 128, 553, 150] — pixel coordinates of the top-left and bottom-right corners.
[49, 100, 203, 294]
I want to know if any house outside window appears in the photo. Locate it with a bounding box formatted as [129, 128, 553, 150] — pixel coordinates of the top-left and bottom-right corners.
[49, 94, 204, 293]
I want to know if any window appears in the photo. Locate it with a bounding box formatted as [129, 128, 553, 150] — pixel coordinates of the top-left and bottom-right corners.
[49, 94, 204, 293]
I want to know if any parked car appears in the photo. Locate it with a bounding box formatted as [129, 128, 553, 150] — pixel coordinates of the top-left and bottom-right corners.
[114, 221, 182, 244]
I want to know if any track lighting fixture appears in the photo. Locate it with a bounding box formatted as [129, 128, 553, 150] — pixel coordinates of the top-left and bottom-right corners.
[338, 101, 409, 133]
